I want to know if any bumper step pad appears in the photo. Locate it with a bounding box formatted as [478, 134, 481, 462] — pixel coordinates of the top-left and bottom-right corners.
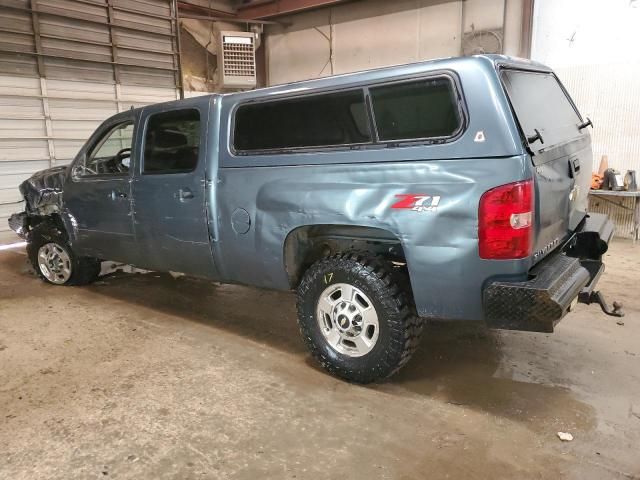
[484, 254, 591, 333]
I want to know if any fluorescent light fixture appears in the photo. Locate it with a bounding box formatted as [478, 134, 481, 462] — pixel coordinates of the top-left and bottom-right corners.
[0, 241, 27, 251]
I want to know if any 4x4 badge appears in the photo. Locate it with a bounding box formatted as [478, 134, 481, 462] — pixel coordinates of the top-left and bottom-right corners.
[392, 194, 441, 212]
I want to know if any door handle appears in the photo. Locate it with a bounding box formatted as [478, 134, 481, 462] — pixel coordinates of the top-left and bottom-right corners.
[111, 190, 127, 200]
[176, 188, 194, 201]
[573, 158, 581, 173]
[568, 158, 581, 178]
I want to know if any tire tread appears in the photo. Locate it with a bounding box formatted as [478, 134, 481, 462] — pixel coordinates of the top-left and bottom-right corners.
[296, 251, 423, 383]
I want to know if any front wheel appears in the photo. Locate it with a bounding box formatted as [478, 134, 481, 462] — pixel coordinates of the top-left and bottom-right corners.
[296, 252, 423, 383]
[27, 224, 101, 286]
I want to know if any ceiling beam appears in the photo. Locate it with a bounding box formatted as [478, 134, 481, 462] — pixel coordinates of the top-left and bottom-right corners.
[179, 13, 282, 25]
[237, 0, 353, 19]
[177, 1, 236, 18]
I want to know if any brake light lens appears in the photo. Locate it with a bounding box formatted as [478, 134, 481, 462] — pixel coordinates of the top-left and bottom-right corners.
[478, 179, 534, 259]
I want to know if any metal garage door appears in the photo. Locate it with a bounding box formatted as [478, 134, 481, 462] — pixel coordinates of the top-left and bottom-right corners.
[0, 0, 181, 243]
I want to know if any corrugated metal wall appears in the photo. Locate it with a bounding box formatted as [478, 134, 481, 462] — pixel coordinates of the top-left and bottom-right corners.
[554, 62, 640, 176]
[532, 0, 640, 241]
[0, 0, 181, 243]
[532, 0, 640, 175]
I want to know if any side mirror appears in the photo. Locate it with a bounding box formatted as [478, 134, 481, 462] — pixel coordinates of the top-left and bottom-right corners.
[71, 155, 86, 178]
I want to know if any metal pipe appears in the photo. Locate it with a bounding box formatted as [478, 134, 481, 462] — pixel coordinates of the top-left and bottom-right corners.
[520, 0, 534, 58]
[174, 0, 185, 99]
[502, 0, 508, 54]
[459, 0, 465, 56]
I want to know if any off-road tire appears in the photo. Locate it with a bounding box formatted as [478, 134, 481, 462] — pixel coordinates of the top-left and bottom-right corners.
[27, 222, 101, 286]
[296, 252, 423, 383]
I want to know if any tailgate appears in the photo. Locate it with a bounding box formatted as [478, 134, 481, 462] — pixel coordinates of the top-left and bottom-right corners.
[500, 69, 592, 262]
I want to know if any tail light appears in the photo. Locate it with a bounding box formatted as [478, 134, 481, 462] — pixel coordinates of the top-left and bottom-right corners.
[479, 179, 534, 259]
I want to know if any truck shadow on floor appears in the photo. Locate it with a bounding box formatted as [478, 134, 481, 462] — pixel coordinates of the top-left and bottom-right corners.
[82, 268, 595, 432]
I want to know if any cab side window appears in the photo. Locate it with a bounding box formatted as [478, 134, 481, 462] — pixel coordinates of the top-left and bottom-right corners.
[143, 109, 200, 174]
[233, 90, 371, 153]
[369, 77, 461, 141]
[75, 121, 134, 177]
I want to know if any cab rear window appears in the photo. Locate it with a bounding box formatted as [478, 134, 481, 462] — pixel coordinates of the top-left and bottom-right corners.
[501, 70, 582, 149]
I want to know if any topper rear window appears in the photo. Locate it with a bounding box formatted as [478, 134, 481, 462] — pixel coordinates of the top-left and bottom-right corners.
[501, 69, 582, 149]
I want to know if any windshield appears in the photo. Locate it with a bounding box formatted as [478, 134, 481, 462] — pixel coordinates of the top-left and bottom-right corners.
[501, 69, 582, 151]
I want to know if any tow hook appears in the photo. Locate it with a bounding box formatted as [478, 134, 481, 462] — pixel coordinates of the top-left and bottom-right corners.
[578, 290, 625, 317]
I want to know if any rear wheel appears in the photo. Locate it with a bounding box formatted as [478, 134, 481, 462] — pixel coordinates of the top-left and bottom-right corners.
[296, 252, 423, 383]
[27, 223, 101, 286]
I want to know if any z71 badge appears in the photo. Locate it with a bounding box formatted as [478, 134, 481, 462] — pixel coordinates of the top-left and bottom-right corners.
[391, 194, 441, 212]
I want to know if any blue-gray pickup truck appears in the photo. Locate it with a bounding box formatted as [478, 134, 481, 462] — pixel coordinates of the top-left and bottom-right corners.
[9, 55, 622, 383]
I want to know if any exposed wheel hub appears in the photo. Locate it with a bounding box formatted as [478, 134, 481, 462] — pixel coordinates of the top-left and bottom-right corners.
[316, 283, 379, 357]
[48, 253, 64, 272]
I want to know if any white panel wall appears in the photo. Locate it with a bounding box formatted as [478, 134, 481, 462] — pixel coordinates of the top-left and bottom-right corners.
[265, 0, 525, 86]
[532, 0, 640, 174]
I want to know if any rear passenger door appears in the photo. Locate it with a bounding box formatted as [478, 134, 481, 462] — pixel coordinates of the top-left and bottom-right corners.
[132, 102, 216, 277]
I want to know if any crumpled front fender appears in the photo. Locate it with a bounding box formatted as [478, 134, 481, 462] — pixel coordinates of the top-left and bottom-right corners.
[19, 165, 68, 212]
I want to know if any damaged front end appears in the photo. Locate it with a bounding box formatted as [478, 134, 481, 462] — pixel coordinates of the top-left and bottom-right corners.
[8, 165, 69, 239]
[8, 212, 28, 238]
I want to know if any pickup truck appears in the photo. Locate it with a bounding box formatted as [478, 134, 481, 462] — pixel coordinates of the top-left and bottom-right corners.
[9, 55, 622, 383]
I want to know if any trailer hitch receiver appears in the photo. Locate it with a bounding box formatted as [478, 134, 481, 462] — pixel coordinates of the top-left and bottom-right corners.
[578, 290, 624, 317]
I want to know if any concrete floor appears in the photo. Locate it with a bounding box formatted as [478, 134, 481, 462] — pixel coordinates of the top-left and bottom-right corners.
[0, 241, 638, 480]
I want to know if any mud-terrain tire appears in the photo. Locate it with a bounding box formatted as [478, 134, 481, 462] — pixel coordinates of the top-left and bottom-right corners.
[297, 252, 423, 383]
[27, 223, 101, 286]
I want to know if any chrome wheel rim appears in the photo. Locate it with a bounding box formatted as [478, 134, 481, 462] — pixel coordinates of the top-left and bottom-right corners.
[37, 243, 72, 284]
[316, 283, 379, 358]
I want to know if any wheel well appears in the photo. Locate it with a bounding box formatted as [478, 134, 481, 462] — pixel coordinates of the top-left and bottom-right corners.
[283, 225, 406, 288]
[27, 213, 67, 240]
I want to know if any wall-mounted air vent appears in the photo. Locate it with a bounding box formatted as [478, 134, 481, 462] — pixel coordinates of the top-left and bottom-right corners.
[218, 31, 257, 89]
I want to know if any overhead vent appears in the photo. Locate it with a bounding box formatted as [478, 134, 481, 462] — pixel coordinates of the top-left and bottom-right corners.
[218, 31, 257, 89]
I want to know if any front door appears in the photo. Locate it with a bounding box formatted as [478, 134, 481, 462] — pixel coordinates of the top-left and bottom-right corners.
[132, 103, 216, 277]
[64, 113, 138, 263]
